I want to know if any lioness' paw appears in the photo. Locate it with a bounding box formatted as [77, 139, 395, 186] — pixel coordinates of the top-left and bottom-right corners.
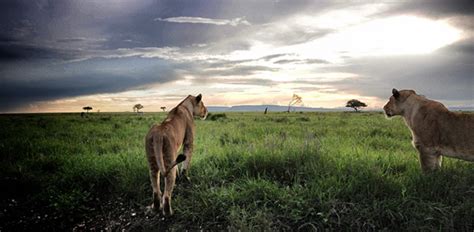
[163, 207, 173, 217]
[162, 197, 173, 216]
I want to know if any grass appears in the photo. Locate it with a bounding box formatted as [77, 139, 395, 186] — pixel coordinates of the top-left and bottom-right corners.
[0, 112, 473, 231]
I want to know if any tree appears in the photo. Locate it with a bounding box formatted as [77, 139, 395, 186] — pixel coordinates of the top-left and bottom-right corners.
[83, 106, 92, 113]
[160, 106, 166, 112]
[287, 94, 303, 112]
[133, 104, 144, 113]
[346, 99, 367, 112]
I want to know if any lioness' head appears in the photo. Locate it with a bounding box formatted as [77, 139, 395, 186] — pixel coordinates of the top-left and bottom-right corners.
[383, 88, 416, 117]
[192, 94, 208, 120]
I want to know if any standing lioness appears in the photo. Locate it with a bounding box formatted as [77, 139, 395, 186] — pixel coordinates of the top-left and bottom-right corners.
[145, 94, 208, 216]
[384, 89, 474, 172]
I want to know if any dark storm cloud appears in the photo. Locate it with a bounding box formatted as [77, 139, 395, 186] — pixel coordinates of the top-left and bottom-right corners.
[383, 0, 474, 18]
[0, 57, 183, 111]
[0, 43, 82, 61]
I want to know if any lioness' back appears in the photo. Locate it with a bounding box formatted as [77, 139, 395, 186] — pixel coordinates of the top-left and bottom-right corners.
[442, 112, 474, 148]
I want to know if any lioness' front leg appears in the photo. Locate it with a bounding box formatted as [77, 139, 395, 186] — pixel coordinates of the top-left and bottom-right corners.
[416, 145, 442, 173]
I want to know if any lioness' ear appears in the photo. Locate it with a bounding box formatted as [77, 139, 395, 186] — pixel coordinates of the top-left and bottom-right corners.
[196, 94, 202, 103]
[392, 88, 400, 99]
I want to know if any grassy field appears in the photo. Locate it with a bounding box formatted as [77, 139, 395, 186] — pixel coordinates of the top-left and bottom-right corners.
[0, 112, 473, 231]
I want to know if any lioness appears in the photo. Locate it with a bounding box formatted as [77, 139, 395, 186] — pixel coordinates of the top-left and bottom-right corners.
[145, 94, 208, 215]
[384, 88, 474, 172]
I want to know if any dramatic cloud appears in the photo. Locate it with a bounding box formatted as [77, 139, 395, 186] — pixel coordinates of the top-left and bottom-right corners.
[154, 16, 251, 26]
[0, 0, 472, 112]
[326, 39, 474, 103]
[0, 57, 183, 110]
[380, 0, 474, 36]
[382, 0, 474, 18]
[0, 43, 79, 61]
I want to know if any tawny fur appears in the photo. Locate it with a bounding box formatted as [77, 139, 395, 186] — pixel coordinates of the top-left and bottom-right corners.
[145, 94, 207, 216]
[384, 89, 474, 173]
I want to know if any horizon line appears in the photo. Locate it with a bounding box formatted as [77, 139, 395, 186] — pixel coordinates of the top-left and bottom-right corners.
[2, 104, 473, 115]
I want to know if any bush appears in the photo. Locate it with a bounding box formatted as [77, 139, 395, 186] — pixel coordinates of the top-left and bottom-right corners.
[208, 113, 228, 121]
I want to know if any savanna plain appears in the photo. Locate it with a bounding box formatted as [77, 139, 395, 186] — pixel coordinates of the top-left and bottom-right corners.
[0, 112, 473, 231]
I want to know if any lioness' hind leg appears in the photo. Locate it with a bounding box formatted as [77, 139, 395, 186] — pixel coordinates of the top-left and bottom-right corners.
[181, 142, 194, 179]
[150, 170, 161, 210]
[163, 166, 177, 216]
[146, 140, 162, 210]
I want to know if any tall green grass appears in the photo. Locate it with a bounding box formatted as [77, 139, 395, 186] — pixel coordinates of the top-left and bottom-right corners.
[0, 112, 472, 231]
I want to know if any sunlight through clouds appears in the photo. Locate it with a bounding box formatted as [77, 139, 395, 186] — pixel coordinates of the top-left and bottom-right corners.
[317, 15, 463, 57]
[2, 0, 472, 112]
[242, 15, 463, 64]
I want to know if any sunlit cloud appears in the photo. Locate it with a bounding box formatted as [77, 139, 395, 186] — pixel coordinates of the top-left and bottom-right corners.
[230, 15, 462, 64]
[315, 15, 462, 57]
[154, 16, 251, 26]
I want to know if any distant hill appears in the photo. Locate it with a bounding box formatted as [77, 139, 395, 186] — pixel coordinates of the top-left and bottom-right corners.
[448, 106, 474, 111]
[207, 105, 347, 112]
[207, 105, 474, 112]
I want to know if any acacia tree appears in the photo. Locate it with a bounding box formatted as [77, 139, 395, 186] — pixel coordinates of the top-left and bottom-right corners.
[287, 94, 303, 112]
[160, 106, 166, 112]
[83, 106, 93, 113]
[133, 104, 144, 113]
[346, 99, 367, 112]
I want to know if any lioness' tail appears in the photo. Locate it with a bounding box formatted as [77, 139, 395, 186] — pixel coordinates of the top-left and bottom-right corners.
[152, 134, 187, 177]
[163, 154, 186, 177]
[152, 134, 167, 176]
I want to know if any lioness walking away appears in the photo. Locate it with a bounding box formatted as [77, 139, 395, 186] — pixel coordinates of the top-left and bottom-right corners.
[384, 89, 474, 172]
[145, 94, 208, 216]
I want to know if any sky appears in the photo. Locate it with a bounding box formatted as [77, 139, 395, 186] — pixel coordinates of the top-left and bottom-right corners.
[0, 0, 473, 113]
